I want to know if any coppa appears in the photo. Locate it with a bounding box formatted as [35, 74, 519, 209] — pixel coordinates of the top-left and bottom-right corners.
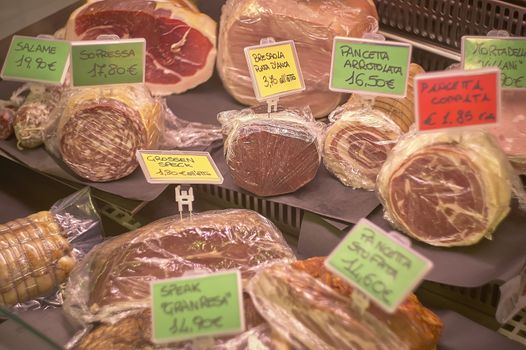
[15, 42, 56, 54]
[79, 48, 136, 60]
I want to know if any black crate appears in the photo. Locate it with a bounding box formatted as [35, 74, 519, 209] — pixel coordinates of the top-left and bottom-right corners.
[375, 0, 526, 52]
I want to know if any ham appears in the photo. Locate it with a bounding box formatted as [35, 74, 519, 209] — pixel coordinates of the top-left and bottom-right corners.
[377, 131, 513, 247]
[65, 0, 217, 95]
[217, 0, 378, 118]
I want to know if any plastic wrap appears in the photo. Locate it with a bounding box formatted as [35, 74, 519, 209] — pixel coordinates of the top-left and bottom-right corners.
[70, 299, 279, 350]
[0, 187, 103, 309]
[159, 99, 223, 149]
[0, 84, 31, 140]
[323, 63, 424, 190]
[217, 0, 378, 118]
[65, 0, 217, 96]
[218, 105, 324, 197]
[247, 257, 443, 350]
[489, 90, 526, 174]
[44, 85, 162, 182]
[376, 130, 523, 247]
[63, 209, 295, 329]
[13, 84, 63, 149]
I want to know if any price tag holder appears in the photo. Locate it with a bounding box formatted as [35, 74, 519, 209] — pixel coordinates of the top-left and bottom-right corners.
[244, 40, 305, 101]
[325, 219, 432, 313]
[136, 150, 223, 185]
[70, 38, 145, 87]
[462, 36, 526, 89]
[151, 270, 245, 344]
[1, 35, 70, 85]
[415, 68, 500, 132]
[329, 37, 412, 97]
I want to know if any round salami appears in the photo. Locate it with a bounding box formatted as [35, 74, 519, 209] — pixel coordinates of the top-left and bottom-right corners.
[51, 85, 161, 182]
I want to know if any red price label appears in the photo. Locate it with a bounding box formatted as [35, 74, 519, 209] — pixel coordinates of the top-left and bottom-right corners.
[415, 69, 500, 132]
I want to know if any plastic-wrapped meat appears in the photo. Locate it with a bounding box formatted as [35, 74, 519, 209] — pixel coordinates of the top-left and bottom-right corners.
[323, 64, 424, 190]
[63, 209, 295, 325]
[218, 106, 323, 197]
[13, 85, 62, 149]
[0, 188, 101, 308]
[290, 257, 443, 350]
[45, 85, 162, 182]
[489, 90, 526, 174]
[247, 258, 442, 350]
[72, 296, 268, 350]
[377, 131, 514, 247]
[0, 106, 16, 140]
[0, 211, 75, 306]
[65, 0, 217, 95]
[218, 0, 378, 118]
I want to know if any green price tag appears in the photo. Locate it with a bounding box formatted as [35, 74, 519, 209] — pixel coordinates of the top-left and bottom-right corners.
[71, 38, 145, 87]
[325, 219, 432, 313]
[462, 36, 526, 89]
[151, 270, 245, 344]
[1, 35, 70, 84]
[330, 37, 412, 97]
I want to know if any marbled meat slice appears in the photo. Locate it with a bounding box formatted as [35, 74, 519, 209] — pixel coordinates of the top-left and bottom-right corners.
[324, 118, 400, 190]
[387, 145, 487, 244]
[226, 120, 320, 197]
[60, 100, 146, 182]
[66, 0, 216, 95]
[378, 132, 513, 247]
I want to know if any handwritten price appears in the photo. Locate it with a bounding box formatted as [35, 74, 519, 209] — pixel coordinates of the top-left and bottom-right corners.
[87, 63, 137, 79]
[170, 316, 223, 334]
[15, 55, 56, 71]
[345, 72, 395, 90]
[423, 110, 496, 126]
[262, 73, 297, 88]
[155, 169, 212, 177]
[342, 258, 393, 303]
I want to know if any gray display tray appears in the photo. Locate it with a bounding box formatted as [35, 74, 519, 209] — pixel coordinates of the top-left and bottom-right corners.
[298, 205, 526, 288]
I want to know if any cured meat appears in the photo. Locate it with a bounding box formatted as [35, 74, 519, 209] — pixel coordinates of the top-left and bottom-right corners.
[218, 107, 322, 197]
[45, 85, 161, 182]
[247, 259, 442, 350]
[0, 212, 75, 306]
[65, 0, 217, 95]
[323, 64, 424, 190]
[14, 85, 62, 149]
[489, 90, 526, 174]
[0, 106, 16, 140]
[72, 297, 268, 350]
[63, 209, 295, 325]
[291, 257, 443, 350]
[218, 0, 378, 118]
[377, 131, 513, 246]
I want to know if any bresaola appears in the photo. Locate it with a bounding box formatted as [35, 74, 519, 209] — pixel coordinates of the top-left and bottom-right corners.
[377, 131, 514, 247]
[65, 0, 216, 95]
